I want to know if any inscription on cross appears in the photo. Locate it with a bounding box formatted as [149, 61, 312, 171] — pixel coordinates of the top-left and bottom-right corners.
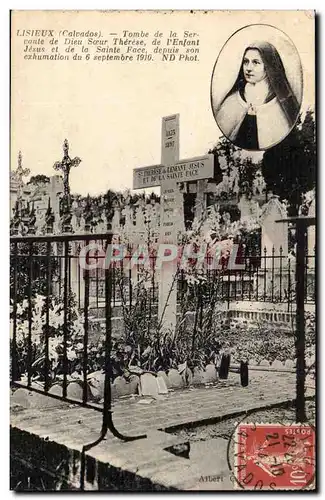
[133, 115, 214, 332]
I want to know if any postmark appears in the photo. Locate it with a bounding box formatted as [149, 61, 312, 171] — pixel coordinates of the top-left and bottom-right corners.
[233, 423, 315, 490]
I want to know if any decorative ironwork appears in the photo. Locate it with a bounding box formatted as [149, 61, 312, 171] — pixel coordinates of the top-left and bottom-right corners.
[61, 197, 72, 233]
[53, 139, 81, 201]
[10, 232, 147, 447]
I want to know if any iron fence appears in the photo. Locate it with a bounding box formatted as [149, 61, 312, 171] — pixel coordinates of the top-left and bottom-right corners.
[10, 232, 316, 482]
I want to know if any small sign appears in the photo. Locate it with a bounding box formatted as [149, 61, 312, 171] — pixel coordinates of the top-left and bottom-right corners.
[133, 154, 214, 190]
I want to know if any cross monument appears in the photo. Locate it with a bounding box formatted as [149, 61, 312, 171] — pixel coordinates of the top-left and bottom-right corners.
[133, 115, 214, 332]
[14, 151, 30, 210]
[53, 139, 82, 201]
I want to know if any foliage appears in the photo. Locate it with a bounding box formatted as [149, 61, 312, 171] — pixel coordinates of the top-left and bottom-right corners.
[262, 110, 316, 216]
[27, 174, 50, 186]
[218, 310, 316, 365]
[208, 136, 265, 200]
[11, 293, 85, 382]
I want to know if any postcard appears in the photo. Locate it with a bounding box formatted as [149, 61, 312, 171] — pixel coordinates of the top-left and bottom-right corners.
[10, 10, 316, 491]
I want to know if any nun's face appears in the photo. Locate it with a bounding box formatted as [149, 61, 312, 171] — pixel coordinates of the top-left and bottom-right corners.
[243, 49, 266, 84]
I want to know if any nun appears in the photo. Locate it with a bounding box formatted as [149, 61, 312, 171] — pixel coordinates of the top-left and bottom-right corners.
[215, 41, 300, 150]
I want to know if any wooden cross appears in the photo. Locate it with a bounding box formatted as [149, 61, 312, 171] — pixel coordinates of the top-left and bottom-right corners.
[14, 151, 30, 208]
[133, 114, 214, 332]
[53, 139, 81, 200]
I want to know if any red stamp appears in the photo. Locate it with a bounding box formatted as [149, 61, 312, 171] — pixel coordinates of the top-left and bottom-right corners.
[234, 424, 315, 490]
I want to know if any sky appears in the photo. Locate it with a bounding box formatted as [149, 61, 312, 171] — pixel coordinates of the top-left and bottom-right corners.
[11, 10, 315, 196]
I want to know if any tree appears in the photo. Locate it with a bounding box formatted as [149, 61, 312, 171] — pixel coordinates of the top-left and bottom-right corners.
[261, 110, 316, 216]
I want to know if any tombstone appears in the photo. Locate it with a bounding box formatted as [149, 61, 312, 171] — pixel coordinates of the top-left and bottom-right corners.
[253, 169, 266, 197]
[112, 202, 121, 232]
[260, 196, 288, 267]
[284, 359, 295, 370]
[94, 214, 107, 234]
[156, 375, 168, 394]
[238, 195, 260, 220]
[157, 370, 170, 389]
[113, 376, 129, 397]
[49, 175, 63, 218]
[204, 364, 218, 383]
[122, 203, 133, 232]
[167, 368, 183, 389]
[76, 214, 84, 234]
[139, 373, 159, 398]
[192, 367, 205, 385]
[35, 207, 46, 235]
[135, 199, 146, 231]
[271, 359, 285, 370]
[67, 381, 84, 400]
[308, 198, 316, 267]
[71, 213, 78, 233]
[53, 216, 61, 235]
[195, 179, 208, 221]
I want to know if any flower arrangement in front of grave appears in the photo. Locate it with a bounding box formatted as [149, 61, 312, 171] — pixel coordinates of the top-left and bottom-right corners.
[109, 202, 263, 373]
[177, 204, 260, 359]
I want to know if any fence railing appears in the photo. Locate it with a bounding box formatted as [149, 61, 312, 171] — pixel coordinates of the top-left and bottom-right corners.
[81, 247, 316, 308]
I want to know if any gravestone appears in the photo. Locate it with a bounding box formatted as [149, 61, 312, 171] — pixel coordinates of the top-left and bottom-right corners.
[35, 207, 46, 234]
[167, 368, 183, 389]
[157, 370, 170, 389]
[156, 375, 168, 394]
[140, 373, 159, 398]
[122, 202, 133, 233]
[49, 175, 63, 218]
[194, 179, 208, 221]
[112, 202, 121, 232]
[204, 364, 218, 383]
[238, 195, 260, 220]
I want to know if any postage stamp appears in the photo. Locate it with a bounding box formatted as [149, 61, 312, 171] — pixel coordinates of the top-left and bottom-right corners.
[234, 423, 315, 490]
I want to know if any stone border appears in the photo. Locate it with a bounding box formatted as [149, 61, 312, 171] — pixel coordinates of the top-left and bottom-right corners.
[12, 354, 314, 404]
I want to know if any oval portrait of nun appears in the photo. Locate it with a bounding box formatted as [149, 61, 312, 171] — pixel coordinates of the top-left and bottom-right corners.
[211, 24, 303, 151]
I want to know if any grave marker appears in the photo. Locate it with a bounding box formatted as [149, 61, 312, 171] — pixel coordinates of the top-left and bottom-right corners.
[133, 115, 214, 332]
